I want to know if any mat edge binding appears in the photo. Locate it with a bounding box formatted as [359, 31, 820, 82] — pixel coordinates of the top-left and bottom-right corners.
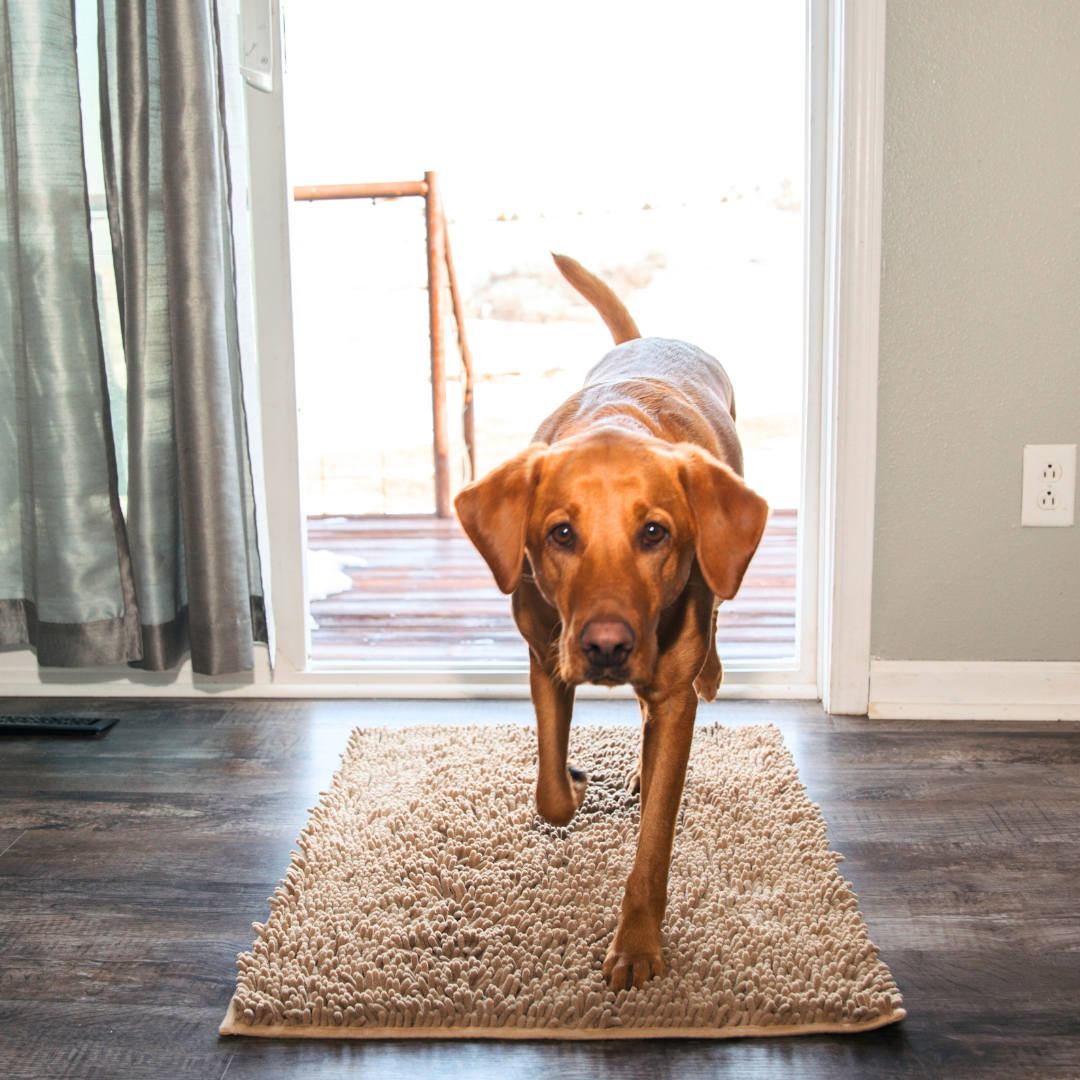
[219, 997, 905, 1040]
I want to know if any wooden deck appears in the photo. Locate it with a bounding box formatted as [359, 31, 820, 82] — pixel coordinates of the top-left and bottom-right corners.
[308, 510, 797, 665]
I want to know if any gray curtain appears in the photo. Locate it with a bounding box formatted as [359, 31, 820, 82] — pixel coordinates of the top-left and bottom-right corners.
[98, 0, 265, 675]
[0, 0, 142, 666]
[0, 0, 266, 676]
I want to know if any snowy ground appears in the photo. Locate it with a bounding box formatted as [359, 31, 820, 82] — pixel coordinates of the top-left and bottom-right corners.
[283, 0, 807, 517]
[292, 191, 804, 516]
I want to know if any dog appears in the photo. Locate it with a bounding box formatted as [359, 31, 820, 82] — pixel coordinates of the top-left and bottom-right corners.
[454, 254, 769, 991]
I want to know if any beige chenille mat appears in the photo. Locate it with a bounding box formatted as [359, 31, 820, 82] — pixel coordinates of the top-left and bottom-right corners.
[221, 724, 904, 1040]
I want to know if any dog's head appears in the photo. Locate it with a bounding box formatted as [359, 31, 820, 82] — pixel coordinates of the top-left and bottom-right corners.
[454, 428, 769, 687]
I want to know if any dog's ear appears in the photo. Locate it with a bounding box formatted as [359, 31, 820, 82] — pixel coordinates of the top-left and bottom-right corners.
[454, 444, 547, 594]
[674, 444, 769, 600]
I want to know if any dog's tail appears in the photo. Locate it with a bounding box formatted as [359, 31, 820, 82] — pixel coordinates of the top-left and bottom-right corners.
[551, 253, 641, 345]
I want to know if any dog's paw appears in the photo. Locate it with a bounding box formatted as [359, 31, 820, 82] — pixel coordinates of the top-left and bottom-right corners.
[625, 763, 641, 795]
[602, 924, 665, 991]
[537, 766, 588, 825]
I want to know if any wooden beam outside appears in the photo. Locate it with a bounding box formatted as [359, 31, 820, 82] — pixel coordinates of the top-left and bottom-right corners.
[425, 172, 452, 517]
[442, 218, 476, 483]
[293, 180, 429, 201]
[293, 173, 465, 513]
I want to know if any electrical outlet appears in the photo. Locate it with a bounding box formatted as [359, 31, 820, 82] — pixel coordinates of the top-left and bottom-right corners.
[1021, 444, 1076, 527]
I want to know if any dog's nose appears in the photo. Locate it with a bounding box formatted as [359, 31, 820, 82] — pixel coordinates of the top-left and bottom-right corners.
[580, 618, 635, 668]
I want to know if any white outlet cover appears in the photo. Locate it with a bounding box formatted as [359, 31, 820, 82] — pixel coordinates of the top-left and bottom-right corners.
[1021, 444, 1076, 527]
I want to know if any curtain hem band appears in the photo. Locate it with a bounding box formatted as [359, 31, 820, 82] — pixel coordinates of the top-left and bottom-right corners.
[0, 598, 144, 667]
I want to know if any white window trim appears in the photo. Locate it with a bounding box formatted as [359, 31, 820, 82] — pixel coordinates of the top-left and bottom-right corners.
[818, 0, 886, 715]
[0, 0, 886, 707]
[244, 0, 309, 677]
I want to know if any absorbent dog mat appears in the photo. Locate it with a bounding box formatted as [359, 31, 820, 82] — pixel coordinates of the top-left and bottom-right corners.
[221, 723, 904, 1039]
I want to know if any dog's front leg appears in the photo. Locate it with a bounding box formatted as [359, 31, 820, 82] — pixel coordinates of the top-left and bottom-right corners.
[603, 686, 697, 990]
[530, 658, 586, 826]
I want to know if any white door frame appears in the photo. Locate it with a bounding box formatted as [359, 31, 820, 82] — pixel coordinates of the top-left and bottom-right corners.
[244, 0, 309, 676]
[254, 0, 887, 706]
[0, 0, 885, 705]
[817, 0, 886, 715]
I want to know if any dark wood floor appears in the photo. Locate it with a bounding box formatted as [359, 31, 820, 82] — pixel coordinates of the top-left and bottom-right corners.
[1, 697, 1077, 1079]
[307, 510, 797, 664]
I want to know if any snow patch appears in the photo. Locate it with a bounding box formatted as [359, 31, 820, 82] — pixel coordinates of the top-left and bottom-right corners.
[307, 548, 368, 601]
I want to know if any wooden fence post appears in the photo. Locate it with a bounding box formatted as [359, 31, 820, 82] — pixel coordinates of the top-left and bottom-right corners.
[425, 171, 451, 517]
[443, 217, 476, 483]
[297, 174, 470, 515]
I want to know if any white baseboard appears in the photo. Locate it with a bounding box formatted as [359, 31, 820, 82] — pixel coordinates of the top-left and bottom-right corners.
[0, 648, 818, 701]
[869, 660, 1080, 720]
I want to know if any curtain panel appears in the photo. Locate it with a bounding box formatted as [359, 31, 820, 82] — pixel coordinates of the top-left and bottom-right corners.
[0, 0, 266, 677]
[0, 0, 142, 666]
[98, 0, 265, 675]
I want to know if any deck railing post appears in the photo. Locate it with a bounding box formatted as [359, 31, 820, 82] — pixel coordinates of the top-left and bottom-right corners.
[295, 173, 470, 514]
[425, 171, 452, 517]
[442, 217, 476, 482]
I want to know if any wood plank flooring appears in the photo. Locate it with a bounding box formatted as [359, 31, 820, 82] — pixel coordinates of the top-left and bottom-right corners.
[308, 510, 797, 664]
[0, 698, 1077, 1079]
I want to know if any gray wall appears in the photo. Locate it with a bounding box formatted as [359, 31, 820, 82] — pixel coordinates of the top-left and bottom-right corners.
[872, 0, 1080, 661]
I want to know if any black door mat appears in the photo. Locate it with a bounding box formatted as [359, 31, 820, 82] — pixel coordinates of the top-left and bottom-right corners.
[0, 716, 119, 736]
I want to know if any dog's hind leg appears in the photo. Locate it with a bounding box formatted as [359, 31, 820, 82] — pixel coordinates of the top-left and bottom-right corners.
[626, 698, 647, 796]
[530, 658, 586, 826]
[693, 601, 723, 703]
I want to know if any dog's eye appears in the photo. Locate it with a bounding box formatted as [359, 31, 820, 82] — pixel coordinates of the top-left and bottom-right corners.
[642, 521, 668, 546]
[550, 523, 574, 547]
